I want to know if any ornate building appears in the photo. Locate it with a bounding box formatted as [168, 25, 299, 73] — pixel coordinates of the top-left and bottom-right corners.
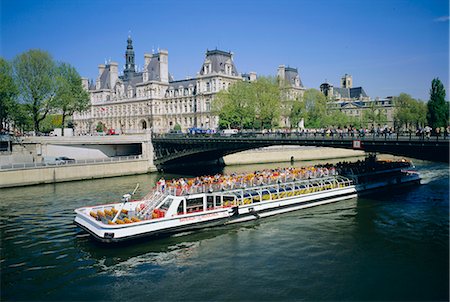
[277, 65, 305, 128]
[73, 37, 305, 134]
[321, 74, 394, 126]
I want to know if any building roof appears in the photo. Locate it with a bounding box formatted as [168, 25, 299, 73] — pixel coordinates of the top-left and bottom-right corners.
[145, 54, 161, 81]
[333, 86, 367, 99]
[199, 49, 238, 76]
[98, 65, 111, 89]
[169, 78, 197, 89]
[284, 67, 303, 87]
[349, 87, 367, 99]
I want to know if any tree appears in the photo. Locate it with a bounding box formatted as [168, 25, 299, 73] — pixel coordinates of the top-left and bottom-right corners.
[362, 101, 387, 127]
[302, 89, 327, 128]
[394, 93, 427, 130]
[96, 121, 105, 133]
[289, 100, 307, 129]
[253, 77, 281, 129]
[325, 110, 351, 128]
[0, 58, 18, 131]
[54, 63, 90, 136]
[426, 78, 449, 129]
[12, 49, 58, 132]
[213, 80, 256, 129]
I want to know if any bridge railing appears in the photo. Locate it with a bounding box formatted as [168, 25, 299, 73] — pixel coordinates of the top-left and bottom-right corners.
[153, 131, 450, 142]
[0, 155, 143, 171]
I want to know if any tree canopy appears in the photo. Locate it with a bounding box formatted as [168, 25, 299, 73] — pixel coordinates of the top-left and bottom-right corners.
[12, 49, 59, 132]
[393, 93, 427, 130]
[54, 63, 90, 135]
[426, 78, 448, 129]
[5, 50, 89, 134]
[362, 100, 387, 127]
[213, 76, 281, 129]
[0, 58, 19, 131]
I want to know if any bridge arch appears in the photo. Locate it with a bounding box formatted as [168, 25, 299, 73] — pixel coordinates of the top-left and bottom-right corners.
[152, 134, 449, 171]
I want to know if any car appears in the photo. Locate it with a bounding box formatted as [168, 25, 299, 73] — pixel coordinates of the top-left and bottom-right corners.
[167, 130, 184, 136]
[55, 156, 76, 164]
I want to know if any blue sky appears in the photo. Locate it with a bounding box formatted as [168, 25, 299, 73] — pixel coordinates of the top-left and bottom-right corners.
[1, 0, 448, 101]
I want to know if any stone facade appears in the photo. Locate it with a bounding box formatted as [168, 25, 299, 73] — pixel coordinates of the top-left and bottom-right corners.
[73, 37, 305, 134]
[278, 65, 306, 128]
[321, 75, 395, 127]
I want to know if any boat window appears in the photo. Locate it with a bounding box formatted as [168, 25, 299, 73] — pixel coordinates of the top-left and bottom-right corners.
[207, 196, 214, 209]
[215, 196, 221, 207]
[177, 200, 185, 215]
[160, 198, 173, 211]
[186, 197, 204, 212]
[223, 196, 236, 207]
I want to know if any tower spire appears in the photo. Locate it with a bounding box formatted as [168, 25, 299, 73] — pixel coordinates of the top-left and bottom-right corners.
[124, 35, 135, 79]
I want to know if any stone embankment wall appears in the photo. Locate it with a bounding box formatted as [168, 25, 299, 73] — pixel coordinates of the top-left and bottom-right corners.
[0, 159, 156, 188]
[223, 146, 365, 165]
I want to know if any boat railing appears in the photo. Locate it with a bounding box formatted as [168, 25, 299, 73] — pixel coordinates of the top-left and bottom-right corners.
[225, 175, 353, 206]
[136, 190, 169, 218]
[159, 172, 340, 197]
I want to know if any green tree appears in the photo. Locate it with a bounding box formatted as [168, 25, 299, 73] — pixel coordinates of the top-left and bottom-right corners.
[173, 123, 181, 131]
[302, 89, 327, 128]
[289, 100, 307, 129]
[253, 77, 281, 129]
[96, 121, 105, 133]
[12, 49, 58, 132]
[39, 114, 63, 133]
[0, 58, 19, 131]
[325, 110, 351, 128]
[394, 93, 427, 130]
[362, 101, 387, 127]
[54, 63, 90, 136]
[426, 78, 449, 129]
[213, 80, 256, 129]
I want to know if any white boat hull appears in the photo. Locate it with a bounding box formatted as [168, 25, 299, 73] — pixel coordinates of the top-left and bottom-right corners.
[74, 173, 420, 243]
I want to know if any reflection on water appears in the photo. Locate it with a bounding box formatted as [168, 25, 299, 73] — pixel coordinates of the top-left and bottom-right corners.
[1, 158, 448, 301]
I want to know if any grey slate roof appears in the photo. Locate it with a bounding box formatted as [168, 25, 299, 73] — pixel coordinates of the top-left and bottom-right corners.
[99, 66, 111, 89]
[349, 87, 367, 99]
[199, 49, 238, 76]
[146, 54, 161, 81]
[284, 67, 303, 87]
[169, 78, 196, 88]
[333, 87, 367, 99]
[340, 101, 365, 108]
[123, 72, 143, 90]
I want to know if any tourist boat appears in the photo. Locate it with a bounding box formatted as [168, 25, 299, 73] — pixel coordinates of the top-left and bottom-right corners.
[74, 156, 420, 242]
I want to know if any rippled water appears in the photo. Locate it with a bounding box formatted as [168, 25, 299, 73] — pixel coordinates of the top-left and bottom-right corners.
[1, 158, 448, 301]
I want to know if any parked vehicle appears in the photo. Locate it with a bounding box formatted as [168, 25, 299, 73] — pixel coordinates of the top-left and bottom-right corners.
[55, 156, 76, 164]
[220, 129, 239, 136]
[43, 156, 75, 165]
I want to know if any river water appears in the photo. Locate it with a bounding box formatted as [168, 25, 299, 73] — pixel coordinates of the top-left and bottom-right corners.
[1, 157, 448, 301]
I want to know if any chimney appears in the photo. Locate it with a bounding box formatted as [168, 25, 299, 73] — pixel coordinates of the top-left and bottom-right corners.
[109, 62, 118, 90]
[81, 77, 89, 91]
[144, 53, 151, 66]
[158, 49, 169, 83]
[98, 64, 105, 76]
[277, 65, 286, 83]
